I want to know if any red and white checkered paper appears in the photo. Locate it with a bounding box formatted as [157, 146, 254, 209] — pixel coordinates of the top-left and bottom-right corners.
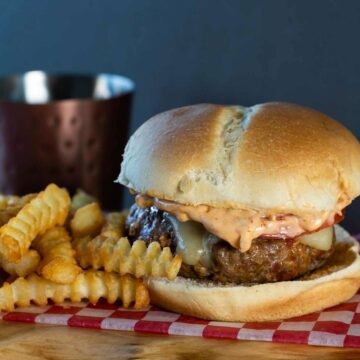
[1, 234, 359, 348]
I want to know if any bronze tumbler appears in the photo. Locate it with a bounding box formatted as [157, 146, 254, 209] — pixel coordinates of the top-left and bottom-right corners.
[0, 71, 134, 209]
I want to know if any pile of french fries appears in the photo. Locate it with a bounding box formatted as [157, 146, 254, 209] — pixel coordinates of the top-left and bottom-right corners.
[0, 184, 182, 311]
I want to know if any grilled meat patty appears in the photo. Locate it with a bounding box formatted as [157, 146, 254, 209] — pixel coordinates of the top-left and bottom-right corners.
[126, 204, 335, 284]
[126, 203, 177, 251]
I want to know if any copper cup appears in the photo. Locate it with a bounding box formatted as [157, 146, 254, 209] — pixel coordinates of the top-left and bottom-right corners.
[0, 71, 134, 209]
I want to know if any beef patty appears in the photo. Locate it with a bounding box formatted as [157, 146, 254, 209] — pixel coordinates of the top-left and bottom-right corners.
[126, 204, 335, 284]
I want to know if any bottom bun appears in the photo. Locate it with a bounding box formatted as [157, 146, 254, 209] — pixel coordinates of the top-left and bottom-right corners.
[146, 226, 360, 322]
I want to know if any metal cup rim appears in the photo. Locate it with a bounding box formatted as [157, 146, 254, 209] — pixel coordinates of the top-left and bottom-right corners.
[0, 70, 135, 105]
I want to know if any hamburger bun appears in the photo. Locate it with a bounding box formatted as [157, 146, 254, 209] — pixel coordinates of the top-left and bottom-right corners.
[146, 225, 360, 322]
[118, 102, 360, 213]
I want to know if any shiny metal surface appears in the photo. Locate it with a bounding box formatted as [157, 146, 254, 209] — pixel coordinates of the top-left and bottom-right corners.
[0, 72, 134, 209]
[0, 71, 134, 103]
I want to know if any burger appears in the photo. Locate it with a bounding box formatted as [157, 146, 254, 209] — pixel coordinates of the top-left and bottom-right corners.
[117, 102, 360, 321]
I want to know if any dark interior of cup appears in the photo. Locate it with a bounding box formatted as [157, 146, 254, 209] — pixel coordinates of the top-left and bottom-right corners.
[0, 71, 134, 103]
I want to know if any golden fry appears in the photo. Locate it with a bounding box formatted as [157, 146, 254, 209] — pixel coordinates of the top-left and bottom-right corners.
[0, 271, 150, 312]
[100, 211, 128, 238]
[70, 203, 104, 239]
[71, 189, 97, 211]
[1, 250, 40, 277]
[0, 193, 36, 226]
[0, 195, 20, 209]
[32, 227, 81, 284]
[0, 193, 36, 209]
[73, 236, 182, 280]
[0, 193, 36, 207]
[0, 184, 70, 262]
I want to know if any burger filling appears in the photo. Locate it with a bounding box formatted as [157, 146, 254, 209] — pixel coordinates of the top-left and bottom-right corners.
[126, 203, 336, 284]
[135, 194, 343, 252]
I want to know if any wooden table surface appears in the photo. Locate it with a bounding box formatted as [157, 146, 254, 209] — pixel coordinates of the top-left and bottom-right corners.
[0, 322, 358, 360]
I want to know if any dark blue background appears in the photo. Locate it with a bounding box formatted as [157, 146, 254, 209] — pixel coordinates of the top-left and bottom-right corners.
[0, 0, 359, 231]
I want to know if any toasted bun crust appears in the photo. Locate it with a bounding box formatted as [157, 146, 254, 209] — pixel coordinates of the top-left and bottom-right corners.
[118, 102, 360, 213]
[146, 226, 360, 322]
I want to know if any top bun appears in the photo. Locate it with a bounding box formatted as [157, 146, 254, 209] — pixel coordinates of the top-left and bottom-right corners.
[118, 102, 360, 213]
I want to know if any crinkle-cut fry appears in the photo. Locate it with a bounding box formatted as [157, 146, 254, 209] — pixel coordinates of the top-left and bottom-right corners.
[0, 193, 36, 210]
[100, 211, 128, 238]
[0, 184, 70, 262]
[1, 250, 40, 277]
[32, 227, 81, 284]
[0, 195, 22, 211]
[0, 193, 37, 227]
[0, 271, 150, 312]
[71, 189, 97, 211]
[70, 203, 104, 239]
[73, 236, 182, 280]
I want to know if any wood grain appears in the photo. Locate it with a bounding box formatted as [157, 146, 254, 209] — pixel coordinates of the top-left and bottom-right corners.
[0, 322, 358, 360]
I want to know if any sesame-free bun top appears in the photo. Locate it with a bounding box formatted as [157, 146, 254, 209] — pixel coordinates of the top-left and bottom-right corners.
[118, 102, 360, 213]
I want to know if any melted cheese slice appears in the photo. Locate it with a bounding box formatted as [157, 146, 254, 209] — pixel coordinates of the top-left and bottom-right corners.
[298, 226, 333, 251]
[165, 215, 218, 266]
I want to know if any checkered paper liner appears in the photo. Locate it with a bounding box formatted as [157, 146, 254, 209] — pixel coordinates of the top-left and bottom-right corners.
[1, 293, 360, 347]
[0, 233, 359, 348]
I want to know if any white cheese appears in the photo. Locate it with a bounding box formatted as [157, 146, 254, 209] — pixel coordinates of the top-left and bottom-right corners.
[298, 226, 334, 251]
[165, 215, 218, 266]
